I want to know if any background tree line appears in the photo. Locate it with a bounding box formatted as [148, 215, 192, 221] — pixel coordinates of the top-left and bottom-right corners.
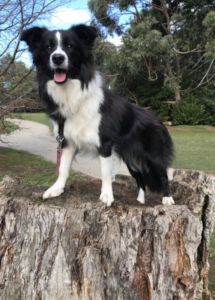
[1, 0, 215, 126]
[90, 0, 215, 125]
[0, 54, 41, 114]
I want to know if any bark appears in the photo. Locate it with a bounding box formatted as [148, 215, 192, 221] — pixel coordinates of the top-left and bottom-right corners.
[159, 0, 181, 103]
[0, 170, 214, 300]
[175, 56, 181, 103]
[174, 90, 181, 103]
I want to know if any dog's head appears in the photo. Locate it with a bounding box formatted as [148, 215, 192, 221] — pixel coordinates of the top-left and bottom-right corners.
[20, 25, 98, 85]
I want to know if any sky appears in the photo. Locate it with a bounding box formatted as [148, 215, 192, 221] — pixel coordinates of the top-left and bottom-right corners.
[20, 0, 123, 66]
[48, 0, 124, 45]
[43, 0, 123, 45]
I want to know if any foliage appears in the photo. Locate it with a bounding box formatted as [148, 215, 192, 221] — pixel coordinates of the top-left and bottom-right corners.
[203, 11, 215, 60]
[200, 82, 215, 123]
[90, 0, 215, 119]
[0, 54, 39, 102]
[93, 37, 118, 87]
[150, 90, 173, 122]
[171, 95, 211, 125]
[0, 120, 19, 135]
[0, 54, 41, 132]
[171, 81, 215, 125]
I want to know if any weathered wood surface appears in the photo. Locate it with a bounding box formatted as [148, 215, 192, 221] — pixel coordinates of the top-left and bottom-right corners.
[0, 170, 214, 300]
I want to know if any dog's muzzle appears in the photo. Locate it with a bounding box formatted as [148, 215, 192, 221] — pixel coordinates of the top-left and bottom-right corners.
[52, 54, 65, 65]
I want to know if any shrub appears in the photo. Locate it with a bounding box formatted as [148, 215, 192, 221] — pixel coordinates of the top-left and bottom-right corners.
[151, 102, 171, 122]
[171, 95, 212, 125]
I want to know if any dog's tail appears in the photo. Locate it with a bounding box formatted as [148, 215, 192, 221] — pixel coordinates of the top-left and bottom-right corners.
[120, 128, 174, 192]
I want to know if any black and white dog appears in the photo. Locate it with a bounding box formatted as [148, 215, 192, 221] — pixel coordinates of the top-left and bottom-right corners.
[21, 24, 174, 206]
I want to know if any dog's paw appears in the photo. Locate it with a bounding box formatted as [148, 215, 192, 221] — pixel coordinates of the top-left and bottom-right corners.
[162, 196, 175, 205]
[43, 185, 64, 199]
[137, 188, 145, 204]
[100, 191, 114, 207]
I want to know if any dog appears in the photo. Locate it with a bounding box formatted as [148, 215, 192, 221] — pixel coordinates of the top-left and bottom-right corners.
[21, 24, 174, 206]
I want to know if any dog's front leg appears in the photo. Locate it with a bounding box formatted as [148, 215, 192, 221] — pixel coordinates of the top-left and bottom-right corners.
[99, 156, 114, 206]
[43, 142, 76, 199]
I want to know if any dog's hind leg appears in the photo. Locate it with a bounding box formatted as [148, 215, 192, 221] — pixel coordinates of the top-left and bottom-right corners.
[127, 165, 145, 204]
[137, 188, 145, 204]
[160, 172, 175, 205]
[99, 156, 114, 207]
[43, 141, 76, 199]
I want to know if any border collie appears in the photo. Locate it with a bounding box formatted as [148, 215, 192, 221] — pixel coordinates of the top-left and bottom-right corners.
[21, 24, 174, 206]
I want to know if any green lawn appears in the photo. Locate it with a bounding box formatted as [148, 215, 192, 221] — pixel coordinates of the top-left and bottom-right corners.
[12, 112, 53, 133]
[0, 147, 86, 187]
[171, 129, 215, 174]
[210, 228, 215, 259]
[210, 227, 215, 298]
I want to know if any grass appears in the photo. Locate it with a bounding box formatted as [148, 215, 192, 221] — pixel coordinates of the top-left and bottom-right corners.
[0, 120, 19, 135]
[0, 147, 85, 187]
[170, 128, 215, 174]
[175, 125, 210, 131]
[12, 112, 53, 133]
[209, 227, 215, 298]
[210, 227, 215, 259]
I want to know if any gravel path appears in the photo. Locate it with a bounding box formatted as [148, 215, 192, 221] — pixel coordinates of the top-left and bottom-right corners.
[1, 119, 174, 180]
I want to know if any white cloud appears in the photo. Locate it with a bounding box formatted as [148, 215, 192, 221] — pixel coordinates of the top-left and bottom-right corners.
[51, 7, 91, 28]
[107, 35, 123, 47]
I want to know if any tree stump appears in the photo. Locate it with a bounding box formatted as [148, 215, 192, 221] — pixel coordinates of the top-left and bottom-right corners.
[0, 170, 214, 300]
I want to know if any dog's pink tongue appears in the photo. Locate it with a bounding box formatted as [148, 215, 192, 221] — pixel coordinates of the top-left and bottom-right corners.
[54, 70, 66, 82]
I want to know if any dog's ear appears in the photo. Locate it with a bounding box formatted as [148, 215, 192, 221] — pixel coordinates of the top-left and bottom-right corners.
[71, 24, 98, 45]
[20, 27, 46, 52]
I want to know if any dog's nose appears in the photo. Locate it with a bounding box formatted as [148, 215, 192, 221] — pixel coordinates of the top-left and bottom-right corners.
[52, 54, 65, 65]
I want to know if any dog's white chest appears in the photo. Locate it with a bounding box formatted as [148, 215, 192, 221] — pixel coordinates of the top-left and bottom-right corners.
[47, 75, 104, 150]
[64, 107, 101, 149]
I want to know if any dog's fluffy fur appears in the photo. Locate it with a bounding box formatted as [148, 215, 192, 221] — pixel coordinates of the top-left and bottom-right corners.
[21, 24, 174, 206]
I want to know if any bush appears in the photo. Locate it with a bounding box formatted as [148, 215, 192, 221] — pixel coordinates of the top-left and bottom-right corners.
[151, 102, 171, 122]
[145, 88, 174, 122]
[171, 96, 212, 125]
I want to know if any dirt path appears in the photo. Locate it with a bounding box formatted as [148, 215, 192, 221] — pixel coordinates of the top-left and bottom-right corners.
[0, 119, 174, 180]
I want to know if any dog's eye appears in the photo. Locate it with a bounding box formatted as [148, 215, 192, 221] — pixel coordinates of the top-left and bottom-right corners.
[68, 44, 74, 49]
[46, 45, 51, 49]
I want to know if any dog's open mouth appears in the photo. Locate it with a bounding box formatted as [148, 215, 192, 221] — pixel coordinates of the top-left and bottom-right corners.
[54, 69, 67, 83]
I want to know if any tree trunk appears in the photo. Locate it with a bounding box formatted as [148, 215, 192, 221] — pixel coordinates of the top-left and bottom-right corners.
[175, 54, 181, 103]
[159, 0, 181, 104]
[174, 90, 181, 103]
[0, 170, 214, 300]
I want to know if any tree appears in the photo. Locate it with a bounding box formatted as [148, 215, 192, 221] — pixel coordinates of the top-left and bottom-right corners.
[0, 0, 71, 128]
[89, 0, 215, 103]
[94, 37, 118, 88]
[0, 54, 40, 117]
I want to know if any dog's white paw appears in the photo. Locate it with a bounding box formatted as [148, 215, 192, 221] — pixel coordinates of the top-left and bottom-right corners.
[162, 196, 175, 205]
[43, 185, 64, 199]
[100, 191, 114, 207]
[137, 188, 145, 204]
